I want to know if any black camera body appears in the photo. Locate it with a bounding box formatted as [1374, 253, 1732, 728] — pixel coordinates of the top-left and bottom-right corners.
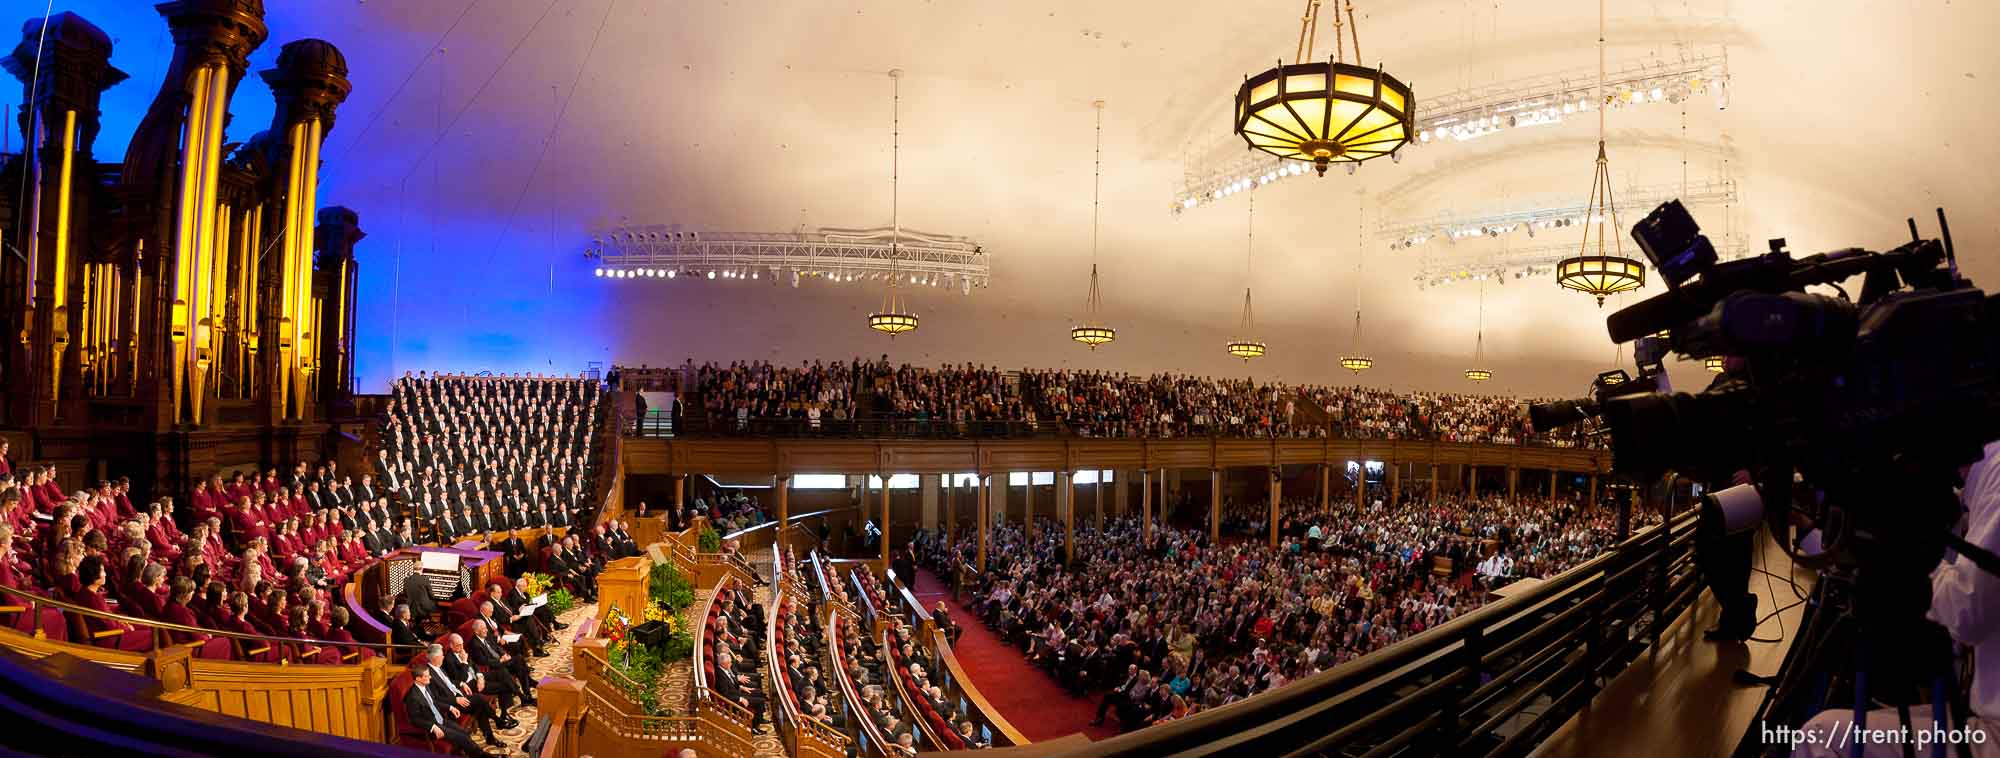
[1534, 201, 2000, 574]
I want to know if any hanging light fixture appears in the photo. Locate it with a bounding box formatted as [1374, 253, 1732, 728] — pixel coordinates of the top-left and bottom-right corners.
[1226, 194, 1267, 360]
[1235, 0, 1413, 176]
[1555, 0, 1646, 306]
[1338, 190, 1373, 372]
[1071, 100, 1116, 349]
[868, 69, 919, 337]
[1465, 282, 1492, 382]
[1705, 356, 1726, 373]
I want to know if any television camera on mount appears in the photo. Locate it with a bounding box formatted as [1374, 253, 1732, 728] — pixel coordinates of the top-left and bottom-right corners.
[1526, 199, 2000, 756]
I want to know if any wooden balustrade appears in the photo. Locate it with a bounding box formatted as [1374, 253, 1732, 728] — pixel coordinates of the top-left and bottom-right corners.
[690, 576, 758, 749]
[766, 586, 851, 758]
[826, 605, 892, 758]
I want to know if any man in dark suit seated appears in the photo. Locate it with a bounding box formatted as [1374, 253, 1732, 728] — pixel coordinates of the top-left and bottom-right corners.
[468, 619, 536, 708]
[405, 665, 495, 758]
[442, 633, 521, 717]
[477, 599, 547, 658]
[387, 603, 422, 648]
[419, 643, 507, 747]
[709, 648, 769, 733]
[505, 575, 564, 631]
[485, 583, 550, 651]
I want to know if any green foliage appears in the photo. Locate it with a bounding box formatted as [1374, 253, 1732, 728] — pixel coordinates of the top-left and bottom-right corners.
[648, 559, 696, 613]
[547, 587, 576, 615]
[697, 527, 721, 553]
[660, 625, 695, 663]
[608, 641, 674, 716]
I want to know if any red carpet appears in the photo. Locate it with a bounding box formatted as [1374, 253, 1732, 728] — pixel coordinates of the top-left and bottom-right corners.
[912, 569, 1120, 743]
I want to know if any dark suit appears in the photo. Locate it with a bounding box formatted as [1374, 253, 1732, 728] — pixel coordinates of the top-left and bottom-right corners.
[443, 649, 515, 711]
[423, 661, 499, 741]
[404, 678, 486, 757]
[469, 632, 533, 706]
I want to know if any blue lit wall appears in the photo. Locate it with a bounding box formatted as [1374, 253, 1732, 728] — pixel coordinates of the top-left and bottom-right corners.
[17, 3, 612, 392]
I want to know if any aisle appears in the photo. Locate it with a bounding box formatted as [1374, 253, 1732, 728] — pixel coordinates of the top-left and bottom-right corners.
[492, 601, 596, 756]
[912, 569, 1120, 743]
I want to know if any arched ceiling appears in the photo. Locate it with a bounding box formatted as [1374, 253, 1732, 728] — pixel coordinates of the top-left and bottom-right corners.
[40, 0, 2000, 395]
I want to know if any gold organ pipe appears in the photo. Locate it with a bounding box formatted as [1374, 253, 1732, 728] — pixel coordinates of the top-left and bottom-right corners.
[334, 257, 347, 390]
[170, 64, 216, 423]
[49, 108, 78, 403]
[244, 204, 261, 397]
[277, 119, 305, 415]
[294, 117, 324, 419]
[190, 63, 230, 422]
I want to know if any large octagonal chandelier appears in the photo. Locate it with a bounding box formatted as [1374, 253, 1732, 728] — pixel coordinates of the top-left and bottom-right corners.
[1071, 100, 1116, 349]
[1235, 0, 1414, 177]
[1226, 195, 1267, 361]
[868, 69, 919, 337]
[1555, 0, 1646, 306]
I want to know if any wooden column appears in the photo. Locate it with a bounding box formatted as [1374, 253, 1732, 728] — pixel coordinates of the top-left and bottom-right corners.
[977, 474, 989, 572]
[1507, 467, 1518, 501]
[1059, 471, 1074, 565]
[674, 474, 686, 512]
[1268, 468, 1281, 549]
[1093, 470, 1104, 531]
[1209, 468, 1222, 545]
[945, 475, 956, 537]
[1589, 474, 1599, 511]
[1140, 468, 1153, 543]
[880, 474, 891, 566]
[776, 474, 790, 532]
[1429, 464, 1439, 503]
[1469, 464, 1478, 498]
[1389, 461, 1401, 508]
[1024, 473, 1035, 539]
[1550, 469, 1559, 500]
[1319, 463, 1331, 512]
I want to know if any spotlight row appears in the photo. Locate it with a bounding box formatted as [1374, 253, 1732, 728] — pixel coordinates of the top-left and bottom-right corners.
[1389, 216, 1600, 250]
[595, 267, 983, 291]
[1413, 265, 1557, 290]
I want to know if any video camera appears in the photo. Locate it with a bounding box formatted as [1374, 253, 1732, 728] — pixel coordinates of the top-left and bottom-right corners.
[1531, 200, 1997, 553]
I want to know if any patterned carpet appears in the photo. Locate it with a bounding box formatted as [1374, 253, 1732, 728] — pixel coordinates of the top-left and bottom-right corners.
[486, 601, 596, 757]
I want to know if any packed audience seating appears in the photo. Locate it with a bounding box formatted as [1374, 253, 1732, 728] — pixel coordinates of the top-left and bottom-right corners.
[653, 358, 1606, 448]
[379, 372, 604, 541]
[0, 460, 412, 664]
[700, 577, 773, 732]
[919, 493, 1648, 734]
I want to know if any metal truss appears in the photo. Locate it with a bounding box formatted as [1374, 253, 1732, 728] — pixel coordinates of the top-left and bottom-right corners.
[1169, 46, 1730, 215]
[1413, 233, 1752, 289]
[1378, 178, 1738, 248]
[589, 224, 991, 292]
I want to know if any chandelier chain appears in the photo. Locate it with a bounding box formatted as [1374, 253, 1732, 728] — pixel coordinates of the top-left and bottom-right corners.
[1333, 1, 1346, 64]
[1295, 0, 1322, 64]
[1345, 0, 1360, 65]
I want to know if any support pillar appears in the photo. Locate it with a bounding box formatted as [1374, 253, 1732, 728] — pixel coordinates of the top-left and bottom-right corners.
[1469, 464, 1478, 499]
[1059, 471, 1074, 565]
[1268, 468, 1281, 549]
[674, 475, 686, 512]
[880, 475, 891, 566]
[1550, 469, 1559, 500]
[1115, 469, 1129, 518]
[1024, 473, 1035, 538]
[1507, 467, 1517, 501]
[920, 473, 939, 532]
[1589, 474, 1599, 511]
[1429, 463, 1439, 503]
[976, 474, 989, 572]
[1093, 470, 1104, 531]
[1389, 461, 1401, 508]
[776, 474, 790, 532]
[1209, 468, 1222, 545]
[1140, 468, 1153, 543]
[944, 475, 956, 537]
[1319, 463, 1331, 512]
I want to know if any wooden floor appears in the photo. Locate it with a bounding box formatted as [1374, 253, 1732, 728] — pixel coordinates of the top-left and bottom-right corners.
[1534, 530, 1817, 758]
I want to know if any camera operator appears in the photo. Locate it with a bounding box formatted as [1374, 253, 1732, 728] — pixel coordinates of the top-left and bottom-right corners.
[1791, 438, 2000, 757]
[1695, 356, 1759, 643]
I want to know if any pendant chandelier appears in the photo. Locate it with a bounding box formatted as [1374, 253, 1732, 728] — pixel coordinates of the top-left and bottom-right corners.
[1235, 0, 1413, 176]
[1226, 195, 1267, 361]
[1705, 356, 1726, 373]
[1338, 191, 1373, 372]
[1465, 283, 1492, 382]
[1555, 0, 1645, 306]
[1071, 100, 1116, 349]
[868, 69, 920, 337]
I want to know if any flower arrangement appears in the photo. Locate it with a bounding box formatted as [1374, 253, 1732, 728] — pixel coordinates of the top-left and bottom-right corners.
[519, 573, 552, 599]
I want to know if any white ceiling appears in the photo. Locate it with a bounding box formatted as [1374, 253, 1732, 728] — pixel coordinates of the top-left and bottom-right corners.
[99, 0, 1997, 394]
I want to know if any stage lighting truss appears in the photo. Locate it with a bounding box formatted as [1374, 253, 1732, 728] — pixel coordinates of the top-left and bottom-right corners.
[1379, 178, 1738, 253]
[1411, 233, 1750, 290]
[1170, 46, 1729, 215]
[587, 225, 991, 293]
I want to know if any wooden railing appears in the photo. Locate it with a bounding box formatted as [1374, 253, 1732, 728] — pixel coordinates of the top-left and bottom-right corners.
[689, 577, 758, 744]
[826, 605, 892, 758]
[927, 624, 1029, 747]
[0, 582, 427, 660]
[880, 624, 949, 751]
[767, 587, 851, 758]
[575, 679, 754, 758]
